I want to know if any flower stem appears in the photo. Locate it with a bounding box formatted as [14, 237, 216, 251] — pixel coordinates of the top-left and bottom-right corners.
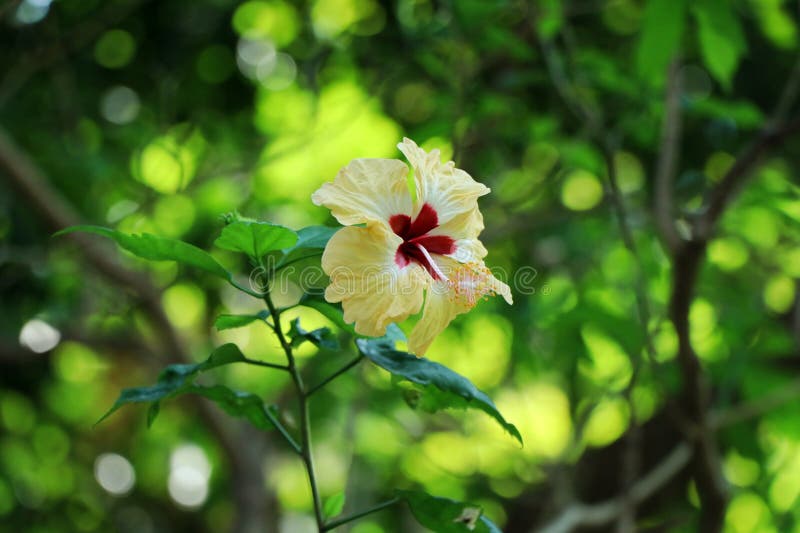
[306, 355, 364, 397]
[263, 287, 326, 530]
[321, 497, 401, 531]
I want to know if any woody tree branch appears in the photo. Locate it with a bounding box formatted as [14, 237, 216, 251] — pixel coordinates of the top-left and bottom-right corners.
[665, 58, 800, 528]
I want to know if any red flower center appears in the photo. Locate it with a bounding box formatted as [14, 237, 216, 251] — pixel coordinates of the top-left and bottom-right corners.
[389, 203, 455, 279]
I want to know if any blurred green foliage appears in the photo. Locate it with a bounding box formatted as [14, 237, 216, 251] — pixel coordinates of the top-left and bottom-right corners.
[1, 0, 800, 532]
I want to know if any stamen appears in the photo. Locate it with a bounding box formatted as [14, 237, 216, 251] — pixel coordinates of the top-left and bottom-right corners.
[448, 261, 498, 306]
[416, 243, 449, 282]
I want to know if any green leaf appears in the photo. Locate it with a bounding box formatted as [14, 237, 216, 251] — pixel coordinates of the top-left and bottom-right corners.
[214, 311, 270, 331]
[300, 294, 356, 335]
[356, 334, 523, 445]
[636, 0, 687, 85]
[397, 490, 502, 533]
[277, 225, 339, 268]
[687, 97, 765, 129]
[56, 225, 231, 280]
[215, 220, 298, 261]
[97, 343, 248, 424]
[185, 385, 279, 431]
[323, 492, 346, 520]
[289, 318, 339, 350]
[691, 0, 747, 90]
[291, 225, 340, 250]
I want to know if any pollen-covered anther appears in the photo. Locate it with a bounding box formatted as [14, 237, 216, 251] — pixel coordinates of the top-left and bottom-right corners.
[447, 261, 500, 306]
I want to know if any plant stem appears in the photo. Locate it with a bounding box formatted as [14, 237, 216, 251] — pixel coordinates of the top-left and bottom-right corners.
[322, 497, 401, 531]
[241, 357, 289, 371]
[307, 355, 364, 397]
[263, 287, 326, 530]
[230, 279, 263, 298]
[262, 404, 301, 455]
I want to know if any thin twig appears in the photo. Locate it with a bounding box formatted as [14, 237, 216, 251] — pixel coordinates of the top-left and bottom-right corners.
[242, 357, 289, 371]
[711, 376, 800, 429]
[307, 355, 364, 397]
[537, 443, 693, 533]
[322, 497, 400, 531]
[696, 116, 800, 239]
[262, 404, 301, 455]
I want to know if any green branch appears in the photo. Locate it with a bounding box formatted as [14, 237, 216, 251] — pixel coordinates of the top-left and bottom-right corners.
[263, 284, 326, 530]
[261, 404, 301, 455]
[322, 498, 400, 531]
[307, 355, 364, 397]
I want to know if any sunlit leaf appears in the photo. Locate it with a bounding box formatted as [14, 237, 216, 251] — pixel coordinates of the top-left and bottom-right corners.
[215, 220, 298, 261]
[636, 0, 687, 84]
[397, 490, 502, 533]
[56, 225, 231, 280]
[357, 334, 523, 444]
[323, 491, 346, 520]
[691, 0, 747, 90]
[214, 311, 270, 331]
[289, 318, 339, 350]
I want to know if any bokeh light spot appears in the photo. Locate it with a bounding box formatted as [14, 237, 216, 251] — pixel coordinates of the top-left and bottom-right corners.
[163, 283, 206, 330]
[259, 53, 297, 90]
[614, 151, 644, 193]
[19, 318, 60, 354]
[311, 0, 383, 39]
[168, 444, 211, 509]
[561, 169, 603, 211]
[100, 86, 141, 125]
[724, 451, 760, 487]
[132, 126, 205, 193]
[232, 0, 299, 46]
[0, 391, 36, 434]
[725, 492, 770, 533]
[763, 275, 794, 314]
[579, 325, 632, 391]
[53, 342, 107, 383]
[94, 29, 136, 69]
[94, 453, 136, 496]
[153, 194, 196, 238]
[14, 0, 50, 25]
[583, 398, 630, 447]
[708, 237, 749, 271]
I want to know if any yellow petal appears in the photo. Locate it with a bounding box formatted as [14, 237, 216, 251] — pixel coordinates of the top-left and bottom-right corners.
[451, 238, 488, 262]
[430, 205, 486, 244]
[311, 158, 412, 226]
[408, 257, 512, 355]
[397, 138, 489, 230]
[322, 224, 427, 336]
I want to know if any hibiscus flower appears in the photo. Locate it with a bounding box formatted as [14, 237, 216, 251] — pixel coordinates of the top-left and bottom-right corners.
[311, 138, 512, 355]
